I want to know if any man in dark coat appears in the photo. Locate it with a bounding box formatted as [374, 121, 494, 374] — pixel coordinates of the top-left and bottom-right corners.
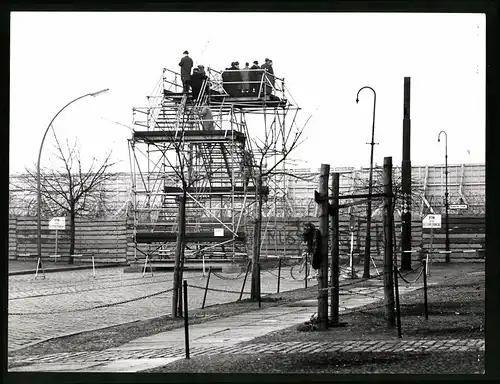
[190, 65, 208, 101]
[179, 50, 193, 93]
[260, 58, 273, 95]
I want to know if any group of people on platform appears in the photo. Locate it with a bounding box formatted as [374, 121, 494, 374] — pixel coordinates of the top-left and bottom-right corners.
[178, 51, 277, 99]
[222, 59, 275, 97]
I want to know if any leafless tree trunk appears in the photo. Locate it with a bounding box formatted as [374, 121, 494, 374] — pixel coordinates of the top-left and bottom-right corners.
[22, 132, 115, 264]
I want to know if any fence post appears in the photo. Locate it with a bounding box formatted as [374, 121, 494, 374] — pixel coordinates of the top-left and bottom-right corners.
[423, 259, 428, 320]
[331, 172, 340, 326]
[305, 251, 308, 289]
[277, 258, 282, 293]
[239, 261, 251, 301]
[258, 263, 262, 308]
[383, 156, 396, 328]
[393, 265, 402, 338]
[183, 280, 190, 359]
[317, 163, 330, 330]
[201, 266, 212, 309]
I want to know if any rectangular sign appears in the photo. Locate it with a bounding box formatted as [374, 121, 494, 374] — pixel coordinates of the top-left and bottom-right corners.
[422, 214, 441, 229]
[449, 204, 468, 210]
[214, 228, 224, 237]
[49, 217, 66, 230]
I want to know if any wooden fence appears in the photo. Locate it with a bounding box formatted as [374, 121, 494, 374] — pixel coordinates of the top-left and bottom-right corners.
[9, 216, 128, 264]
[9, 215, 485, 264]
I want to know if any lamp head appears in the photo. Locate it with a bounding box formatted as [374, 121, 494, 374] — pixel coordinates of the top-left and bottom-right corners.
[356, 98, 359, 104]
[90, 88, 110, 97]
[438, 137, 440, 142]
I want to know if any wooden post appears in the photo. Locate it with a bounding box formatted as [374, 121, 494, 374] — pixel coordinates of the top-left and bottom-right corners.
[317, 163, 330, 330]
[383, 157, 396, 327]
[331, 172, 340, 325]
[172, 191, 187, 317]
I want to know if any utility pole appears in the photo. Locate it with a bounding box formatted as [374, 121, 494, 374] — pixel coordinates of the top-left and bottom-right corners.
[356, 86, 377, 279]
[317, 164, 330, 330]
[330, 172, 340, 326]
[383, 156, 396, 327]
[401, 77, 412, 271]
[438, 130, 450, 262]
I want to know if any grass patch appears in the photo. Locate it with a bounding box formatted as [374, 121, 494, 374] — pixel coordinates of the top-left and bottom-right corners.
[144, 351, 484, 374]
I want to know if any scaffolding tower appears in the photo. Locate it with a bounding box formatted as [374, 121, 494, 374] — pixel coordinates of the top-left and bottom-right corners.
[128, 66, 301, 262]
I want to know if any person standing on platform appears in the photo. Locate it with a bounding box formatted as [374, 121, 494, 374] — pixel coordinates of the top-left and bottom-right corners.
[179, 50, 193, 93]
[241, 62, 250, 94]
[250, 60, 260, 95]
[190, 65, 208, 101]
[268, 59, 275, 90]
[260, 58, 273, 95]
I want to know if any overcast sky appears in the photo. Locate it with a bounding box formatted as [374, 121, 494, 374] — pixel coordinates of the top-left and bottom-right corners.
[9, 12, 485, 174]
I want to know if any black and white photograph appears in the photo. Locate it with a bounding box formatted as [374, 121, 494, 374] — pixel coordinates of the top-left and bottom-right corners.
[7, 9, 487, 377]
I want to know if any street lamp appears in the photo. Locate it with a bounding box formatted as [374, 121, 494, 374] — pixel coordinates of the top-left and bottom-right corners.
[438, 130, 450, 262]
[356, 86, 376, 278]
[36, 88, 109, 260]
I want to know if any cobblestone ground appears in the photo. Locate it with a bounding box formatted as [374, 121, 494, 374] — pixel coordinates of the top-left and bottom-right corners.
[8, 266, 312, 352]
[9, 338, 484, 367]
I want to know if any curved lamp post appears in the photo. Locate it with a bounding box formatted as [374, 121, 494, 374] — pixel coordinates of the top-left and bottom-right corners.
[356, 86, 376, 278]
[438, 130, 450, 262]
[36, 88, 109, 260]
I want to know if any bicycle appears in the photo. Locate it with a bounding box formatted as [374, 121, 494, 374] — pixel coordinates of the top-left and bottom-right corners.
[290, 251, 317, 281]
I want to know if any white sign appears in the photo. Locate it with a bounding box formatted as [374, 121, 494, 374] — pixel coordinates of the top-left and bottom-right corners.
[449, 204, 468, 210]
[214, 228, 224, 237]
[49, 217, 66, 230]
[422, 214, 442, 229]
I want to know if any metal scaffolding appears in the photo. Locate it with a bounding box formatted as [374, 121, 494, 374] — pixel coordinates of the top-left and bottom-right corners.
[128, 66, 301, 261]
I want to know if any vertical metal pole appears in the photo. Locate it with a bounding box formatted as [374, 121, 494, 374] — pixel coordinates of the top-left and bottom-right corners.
[183, 280, 190, 359]
[331, 173, 340, 325]
[423, 260, 429, 320]
[383, 157, 396, 327]
[305, 251, 308, 289]
[202, 266, 212, 309]
[401, 77, 412, 270]
[55, 229, 58, 264]
[277, 258, 281, 293]
[445, 135, 450, 262]
[92, 256, 96, 278]
[393, 265, 402, 338]
[258, 263, 262, 308]
[356, 87, 377, 279]
[318, 163, 330, 330]
[350, 232, 354, 278]
[239, 261, 250, 301]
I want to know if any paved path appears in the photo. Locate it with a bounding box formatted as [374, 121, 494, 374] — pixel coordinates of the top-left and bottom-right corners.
[8, 265, 316, 351]
[9, 280, 431, 372]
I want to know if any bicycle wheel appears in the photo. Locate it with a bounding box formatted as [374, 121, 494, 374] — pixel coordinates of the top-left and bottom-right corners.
[290, 262, 307, 280]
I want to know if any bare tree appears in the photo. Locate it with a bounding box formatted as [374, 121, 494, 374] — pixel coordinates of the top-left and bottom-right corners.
[23, 133, 116, 264]
[248, 116, 310, 301]
[167, 104, 216, 318]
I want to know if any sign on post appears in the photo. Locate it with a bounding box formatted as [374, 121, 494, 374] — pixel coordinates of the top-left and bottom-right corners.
[49, 217, 65, 263]
[214, 228, 224, 237]
[449, 204, 468, 210]
[422, 214, 441, 229]
[49, 217, 66, 230]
